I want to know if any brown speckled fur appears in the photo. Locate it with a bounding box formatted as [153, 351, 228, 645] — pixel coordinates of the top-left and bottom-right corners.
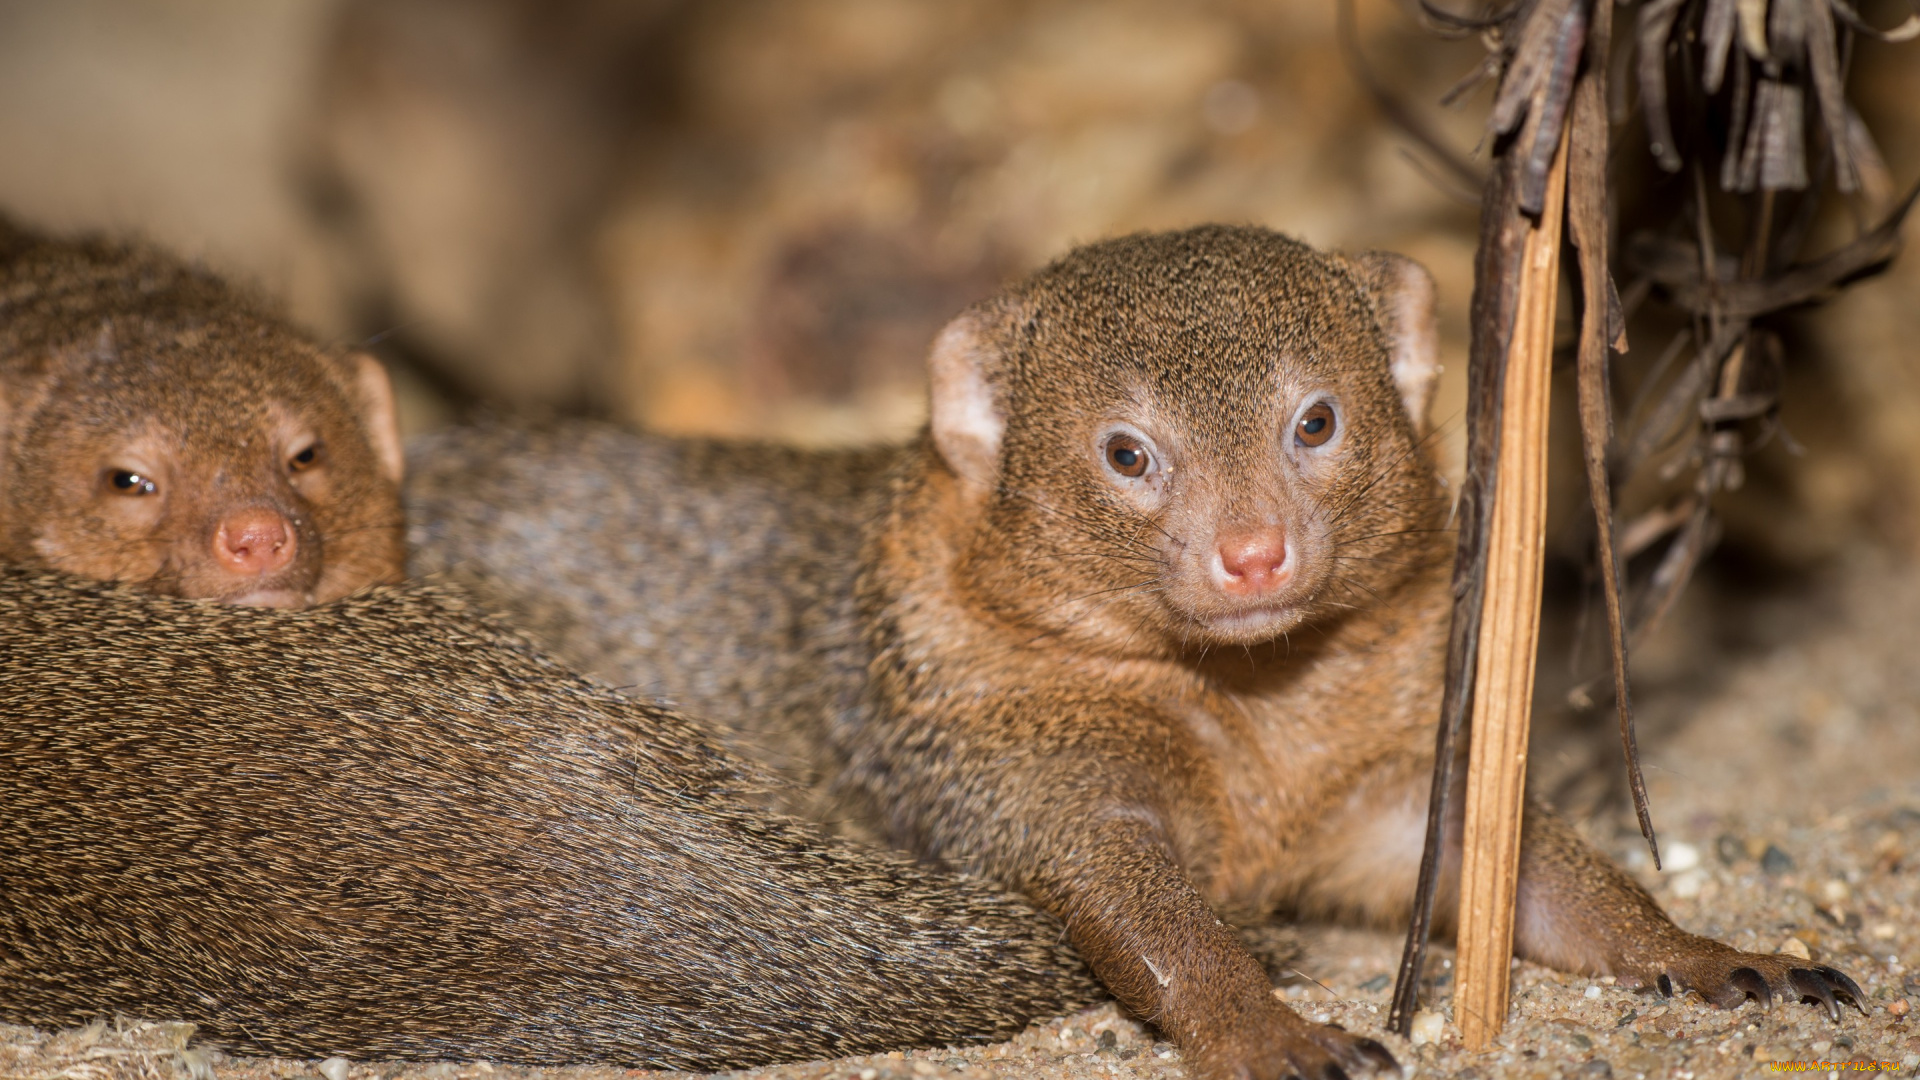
[0, 566, 1100, 1068]
[0, 220, 405, 603]
[409, 226, 1863, 1080]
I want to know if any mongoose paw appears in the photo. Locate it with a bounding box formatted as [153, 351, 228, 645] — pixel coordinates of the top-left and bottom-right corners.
[1650, 942, 1866, 1021]
[1195, 1004, 1399, 1080]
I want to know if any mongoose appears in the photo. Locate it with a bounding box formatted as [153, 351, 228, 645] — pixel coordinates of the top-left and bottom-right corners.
[0, 565, 1100, 1067]
[409, 226, 1864, 1080]
[0, 220, 406, 604]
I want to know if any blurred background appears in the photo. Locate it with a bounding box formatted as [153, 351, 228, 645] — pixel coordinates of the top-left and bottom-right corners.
[1, 0, 1916, 806]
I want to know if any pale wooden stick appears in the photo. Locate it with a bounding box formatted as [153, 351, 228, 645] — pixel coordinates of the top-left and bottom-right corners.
[1453, 128, 1569, 1051]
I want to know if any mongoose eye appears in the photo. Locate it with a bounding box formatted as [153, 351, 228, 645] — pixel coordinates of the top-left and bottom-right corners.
[107, 469, 158, 496]
[1105, 434, 1151, 478]
[288, 442, 324, 473]
[1295, 403, 1337, 448]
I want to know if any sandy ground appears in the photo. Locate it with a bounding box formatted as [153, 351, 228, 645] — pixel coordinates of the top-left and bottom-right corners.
[7, 546, 1919, 1080]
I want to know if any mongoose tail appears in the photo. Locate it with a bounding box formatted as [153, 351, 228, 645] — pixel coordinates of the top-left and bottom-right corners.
[0, 567, 1100, 1069]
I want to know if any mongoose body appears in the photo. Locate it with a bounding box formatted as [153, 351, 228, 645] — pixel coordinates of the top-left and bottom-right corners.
[0, 221, 406, 604]
[0, 565, 1099, 1067]
[411, 226, 1864, 1080]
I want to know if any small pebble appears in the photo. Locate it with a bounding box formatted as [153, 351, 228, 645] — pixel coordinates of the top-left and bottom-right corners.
[1873, 922, 1898, 940]
[1584, 984, 1602, 999]
[1715, 834, 1745, 866]
[859, 1069, 879, 1080]
[944, 1059, 968, 1069]
[1811, 1039, 1833, 1054]
[1820, 879, 1851, 904]
[1779, 936, 1813, 960]
[912, 1061, 936, 1075]
[1097, 1030, 1117, 1051]
[1637, 1031, 1672, 1049]
[1888, 998, 1910, 1017]
[1409, 1010, 1445, 1046]
[1577, 1060, 1612, 1080]
[1616, 1047, 1662, 1072]
[1762, 845, 1795, 875]
[1663, 842, 1701, 872]
[1670, 869, 1706, 898]
[319, 1059, 352, 1080]
[1359, 973, 1391, 992]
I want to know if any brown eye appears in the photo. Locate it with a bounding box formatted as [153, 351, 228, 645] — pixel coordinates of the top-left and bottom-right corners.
[1105, 435, 1151, 478]
[1295, 403, 1336, 448]
[107, 469, 158, 496]
[288, 442, 323, 473]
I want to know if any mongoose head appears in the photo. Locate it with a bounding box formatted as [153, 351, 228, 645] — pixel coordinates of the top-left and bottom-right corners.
[0, 228, 406, 607]
[928, 225, 1444, 652]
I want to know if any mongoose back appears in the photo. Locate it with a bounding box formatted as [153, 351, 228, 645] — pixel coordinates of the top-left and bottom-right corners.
[0, 220, 406, 604]
[409, 226, 1863, 1080]
[0, 565, 1099, 1067]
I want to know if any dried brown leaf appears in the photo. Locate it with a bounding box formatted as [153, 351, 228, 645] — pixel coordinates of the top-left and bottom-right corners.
[1804, 0, 1860, 192]
[1703, 0, 1739, 91]
[1637, 0, 1687, 171]
[1769, 0, 1808, 54]
[1738, 0, 1773, 59]
[1638, 180, 1918, 317]
[1720, 49, 1754, 191]
[1844, 104, 1897, 213]
[1828, 0, 1920, 40]
[1567, 0, 1654, 863]
[1519, 0, 1587, 213]
[1738, 79, 1809, 191]
[1492, 0, 1567, 135]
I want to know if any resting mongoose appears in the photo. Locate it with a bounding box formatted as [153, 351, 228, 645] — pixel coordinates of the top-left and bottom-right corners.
[0, 220, 406, 604]
[0, 223, 1098, 1063]
[0, 565, 1099, 1067]
[411, 226, 1865, 1080]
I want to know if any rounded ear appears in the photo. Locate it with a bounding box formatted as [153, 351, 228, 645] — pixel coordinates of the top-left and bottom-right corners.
[927, 307, 1007, 491]
[1349, 252, 1440, 437]
[338, 351, 405, 484]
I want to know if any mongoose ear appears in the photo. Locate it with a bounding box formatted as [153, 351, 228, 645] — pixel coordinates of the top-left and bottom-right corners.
[927, 309, 1005, 491]
[339, 352, 405, 484]
[1350, 252, 1440, 437]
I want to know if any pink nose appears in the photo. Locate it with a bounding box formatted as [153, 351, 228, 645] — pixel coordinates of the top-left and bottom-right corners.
[213, 508, 297, 577]
[1214, 528, 1291, 596]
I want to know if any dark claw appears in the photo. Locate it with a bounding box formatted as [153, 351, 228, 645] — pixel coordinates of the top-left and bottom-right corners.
[1791, 968, 1842, 1022]
[1728, 966, 1772, 1009]
[1320, 1065, 1351, 1080]
[1814, 965, 1870, 1015]
[1352, 1038, 1400, 1074]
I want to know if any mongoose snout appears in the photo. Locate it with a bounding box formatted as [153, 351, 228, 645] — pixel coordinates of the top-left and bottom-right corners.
[211, 504, 303, 606]
[1210, 529, 1291, 596]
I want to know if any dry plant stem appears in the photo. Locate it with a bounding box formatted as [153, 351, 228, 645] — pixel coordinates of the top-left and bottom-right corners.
[1388, 111, 1535, 1041]
[1455, 129, 1568, 1051]
[1565, 0, 1657, 865]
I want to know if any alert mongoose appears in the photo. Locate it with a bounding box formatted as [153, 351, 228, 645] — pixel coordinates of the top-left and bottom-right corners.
[0, 564, 1099, 1067]
[409, 226, 1864, 1080]
[0, 219, 406, 604]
